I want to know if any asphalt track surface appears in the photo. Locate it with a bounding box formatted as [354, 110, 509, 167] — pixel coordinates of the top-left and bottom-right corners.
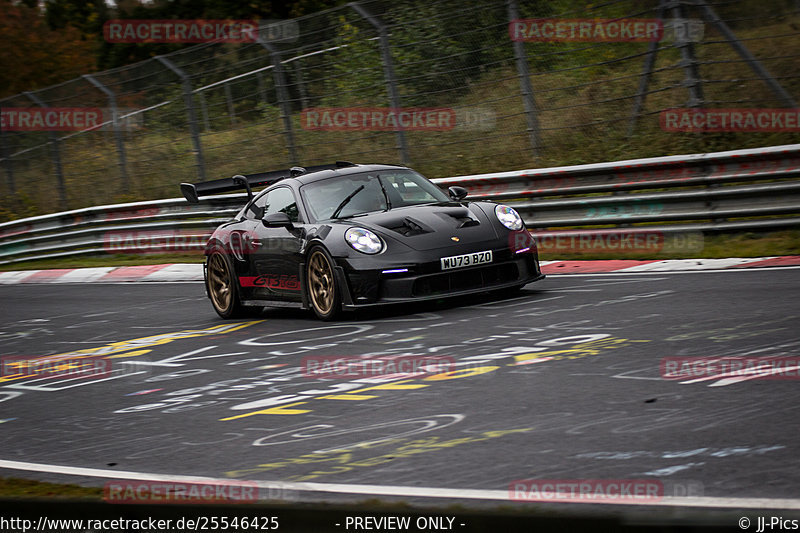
[1, 268, 800, 528]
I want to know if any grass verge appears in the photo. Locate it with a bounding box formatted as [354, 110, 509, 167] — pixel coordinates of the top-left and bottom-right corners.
[0, 478, 102, 500]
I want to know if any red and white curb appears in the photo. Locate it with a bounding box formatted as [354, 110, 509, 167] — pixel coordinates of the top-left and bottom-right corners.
[0, 263, 205, 284]
[0, 256, 798, 284]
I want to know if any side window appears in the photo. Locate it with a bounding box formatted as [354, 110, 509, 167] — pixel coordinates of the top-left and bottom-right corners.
[387, 175, 428, 204]
[264, 187, 300, 222]
[246, 192, 269, 220]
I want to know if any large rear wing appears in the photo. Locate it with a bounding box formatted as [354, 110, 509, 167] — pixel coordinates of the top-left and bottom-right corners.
[180, 161, 356, 203]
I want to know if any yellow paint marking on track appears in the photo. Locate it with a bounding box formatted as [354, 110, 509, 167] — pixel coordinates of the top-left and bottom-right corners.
[346, 380, 429, 393]
[512, 337, 651, 364]
[17, 321, 264, 365]
[220, 402, 311, 420]
[107, 349, 153, 359]
[320, 394, 378, 400]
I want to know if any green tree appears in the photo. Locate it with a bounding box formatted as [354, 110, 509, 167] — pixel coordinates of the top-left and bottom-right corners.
[44, 0, 109, 38]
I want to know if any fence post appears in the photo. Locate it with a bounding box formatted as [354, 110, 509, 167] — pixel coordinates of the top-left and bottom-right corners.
[671, 0, 704, 107]
[197, 92, 211, 131]
[293, 61, 310, 110]
[349, 2, 410, 165]
[627, 0, 667, 136]
[507, 0, 540, 156]
[0, 126, 13, 195]
[155, 55, 206, 181]
[25, 91, 67, 209]
[83, 74, 130, 194]
[224, 82, 237, 125]
[258, 40, 299, 165]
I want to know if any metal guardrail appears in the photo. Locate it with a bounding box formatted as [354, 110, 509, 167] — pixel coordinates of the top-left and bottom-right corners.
[1, 144, 799, 265]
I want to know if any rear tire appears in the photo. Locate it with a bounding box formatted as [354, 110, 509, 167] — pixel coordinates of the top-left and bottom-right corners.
[306, 247, 342, 321]
[206, 250, 261, 318]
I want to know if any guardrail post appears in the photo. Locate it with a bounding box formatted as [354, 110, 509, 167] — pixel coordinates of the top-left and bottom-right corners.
[627, 0, 667, 136]
[671, 0, 704, 107]
[349, 2, 410, 165]
[695, 0, 797, 107]
[155, 55, 206, 181]
[82, 74, 130, 194]
[25, 91, 67, 210]
[507, 0, 540, 156]
[257, 40, 299, 165]
[0, 126, 14, 195]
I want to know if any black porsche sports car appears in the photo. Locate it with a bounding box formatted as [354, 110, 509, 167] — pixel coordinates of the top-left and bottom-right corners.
[181, 162, 544, 320]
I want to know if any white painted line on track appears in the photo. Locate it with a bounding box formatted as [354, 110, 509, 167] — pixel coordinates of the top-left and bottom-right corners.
[1, 459, 799, 509]
[617, 258, 771, 272]
[546, 265, 800, 277]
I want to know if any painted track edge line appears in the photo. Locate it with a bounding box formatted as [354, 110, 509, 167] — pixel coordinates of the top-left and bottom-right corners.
[1, 459, 799, 509]
[543, 265, 800, 276]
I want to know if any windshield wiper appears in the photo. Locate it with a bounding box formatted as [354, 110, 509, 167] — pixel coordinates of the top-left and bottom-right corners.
[377, 175, 392, 211]
[331, 184, 365, 219]
[336, 212, 371, 220]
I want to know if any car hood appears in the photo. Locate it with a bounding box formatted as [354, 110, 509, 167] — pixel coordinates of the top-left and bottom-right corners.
[341, 202, 500, 251]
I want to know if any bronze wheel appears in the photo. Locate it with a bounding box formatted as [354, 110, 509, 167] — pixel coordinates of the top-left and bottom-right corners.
[206, 250, 262, 318]
[307, 247, 341, 320]
[208, 252, 233, 315]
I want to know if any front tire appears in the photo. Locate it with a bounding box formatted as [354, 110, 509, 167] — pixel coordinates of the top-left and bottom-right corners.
[306, 247, 341, 321]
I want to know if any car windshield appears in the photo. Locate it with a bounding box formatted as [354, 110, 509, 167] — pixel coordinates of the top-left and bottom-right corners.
[301, 169, 450, 221]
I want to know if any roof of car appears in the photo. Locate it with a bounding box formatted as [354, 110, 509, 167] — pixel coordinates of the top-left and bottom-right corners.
[291, 164, 410, 185]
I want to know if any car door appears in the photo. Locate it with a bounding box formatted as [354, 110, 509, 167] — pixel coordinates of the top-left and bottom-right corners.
[247, 186, 304, 302]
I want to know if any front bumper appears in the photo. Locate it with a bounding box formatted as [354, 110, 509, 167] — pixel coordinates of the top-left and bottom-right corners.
[336, 248, 544, 308]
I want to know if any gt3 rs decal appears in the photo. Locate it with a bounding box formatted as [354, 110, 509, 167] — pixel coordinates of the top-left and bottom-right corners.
[239, 275, 301, 290]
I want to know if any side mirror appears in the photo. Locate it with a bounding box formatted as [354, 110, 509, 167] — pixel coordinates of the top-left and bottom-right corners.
[262, 212, 293, 228]
[448, 186, 468, 201]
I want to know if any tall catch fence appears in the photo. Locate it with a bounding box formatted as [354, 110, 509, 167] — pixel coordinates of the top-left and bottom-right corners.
[1, 0, 798, 220]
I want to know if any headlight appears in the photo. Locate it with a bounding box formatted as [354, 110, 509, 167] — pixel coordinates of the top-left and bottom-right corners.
[495, 205, 523, 230]
[345, 227, 384, 254]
